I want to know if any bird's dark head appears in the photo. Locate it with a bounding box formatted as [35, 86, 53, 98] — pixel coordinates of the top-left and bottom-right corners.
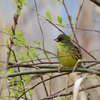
[54, 34, 71, 46]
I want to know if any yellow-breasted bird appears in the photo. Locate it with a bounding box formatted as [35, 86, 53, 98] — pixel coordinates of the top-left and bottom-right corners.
[54, 34, 82, 68]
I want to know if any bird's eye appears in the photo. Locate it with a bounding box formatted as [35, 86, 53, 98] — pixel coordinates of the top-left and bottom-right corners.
[59, 38, 63, 41]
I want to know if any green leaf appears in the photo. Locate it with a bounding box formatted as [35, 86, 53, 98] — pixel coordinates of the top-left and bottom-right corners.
[9, 68, 14, 73]
[17, 8, 20, 13]
[15, 0, 18, 3]
[36, 52, 40, 56]
[71, 78, 75, 83]
[46, 12, 52, 21]
[22, 0, 26, 4]
[6, 38, 9, 45]
[68, 34, 72, 39]
[66, 23, 70, 26]
[11, 78, 15, 86]
[9, 51, 15, 61]
[20, 0, 26, 6]
[58, 64, 61, 69]
[31, 47, 35, 52]
[16, 8, 23, 15]
[8, 27, 11, 33]
[26, 50, 30, 56]
[57, 0, 63, 3]
[33, 41, 41, 47]
[43, 51, 49, 57]
[28, 90, 33, 97]
[48, 73, 51, 77]
[72, 23, 74, 25]
[62, 24, 66, 26]
[61, 96, 64, 100]
[57, 16, 62, 25]
[32, 52, 35, 58]
[33, 40, 37, 44]
[69, 15, 72, 22]
[10, 32, 14, 38]
[25, 75, 31, 85]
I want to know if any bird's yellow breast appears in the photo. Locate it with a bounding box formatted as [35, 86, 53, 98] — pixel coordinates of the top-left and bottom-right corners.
[57, 42, 77, 67]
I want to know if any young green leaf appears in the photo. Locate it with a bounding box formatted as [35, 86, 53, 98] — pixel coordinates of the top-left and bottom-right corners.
[46, 12, 52, 21]
[25, 75, 31, 85]
[61, 96, 64, 100]
[69, 15, 72, 22]
[26, 50, 30, 56]
[71, 78, 75, 83]
[31, 47, 35, 52]
[58, 64, 61, 69]
[9, 68, 14, 73]
[66, 23, 70, 26]
[33, 41, 41, 47]
[57, 0, 63, 3]
[36, 52, 40, 57]
[6, 38, 9, 45]
[8, 27, 11, 33]
[48, 73, 51, 77]
[43, 51, 49, 57]
[10, 32, 14, 38]
[62, 24, 66, 26]
[57, 16, 62, 25]
[68, 34, 72, 39]
[28, 90, 33, 97]
[15, 0, 18, 4]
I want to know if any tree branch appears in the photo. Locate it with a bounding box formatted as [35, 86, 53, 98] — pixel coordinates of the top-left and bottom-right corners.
[0, 68, 99, 78]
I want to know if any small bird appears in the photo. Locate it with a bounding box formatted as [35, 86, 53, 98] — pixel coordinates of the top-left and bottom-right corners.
[54, 34, 82, 68]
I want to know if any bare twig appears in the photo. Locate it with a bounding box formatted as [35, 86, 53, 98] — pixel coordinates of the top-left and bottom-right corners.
[73, 0, 85, 40]
[34, 0, 51, 63]
[62, 0, 78, 44]
[42, 83, 100, 99]
[34, 0, 49, 98]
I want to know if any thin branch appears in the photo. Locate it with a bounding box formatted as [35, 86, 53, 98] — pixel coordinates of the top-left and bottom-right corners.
[73, 0, 85, 40]
[1, 60, 100, 71]
[62, 0, 78, 44]
[6, 3, 21, 68]
[34, 0, 51, 63]
[35, 47, 56, 56]
[7, 45, 17, 62]
[0, 68, 100, 78]
[42, 83, 100, 99]
[52, 83, 74, 96]
[56, 25, 100, 33]
[34, 0, 49, 98]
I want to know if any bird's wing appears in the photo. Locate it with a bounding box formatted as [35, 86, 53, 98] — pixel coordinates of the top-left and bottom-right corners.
[68, 44, 82, 60]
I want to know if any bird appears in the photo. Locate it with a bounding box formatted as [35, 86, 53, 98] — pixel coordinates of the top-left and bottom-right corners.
[54, 34, 82, 68]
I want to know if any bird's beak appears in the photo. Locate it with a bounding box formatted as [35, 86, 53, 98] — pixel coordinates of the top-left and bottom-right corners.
[54, 38, 58, 42]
